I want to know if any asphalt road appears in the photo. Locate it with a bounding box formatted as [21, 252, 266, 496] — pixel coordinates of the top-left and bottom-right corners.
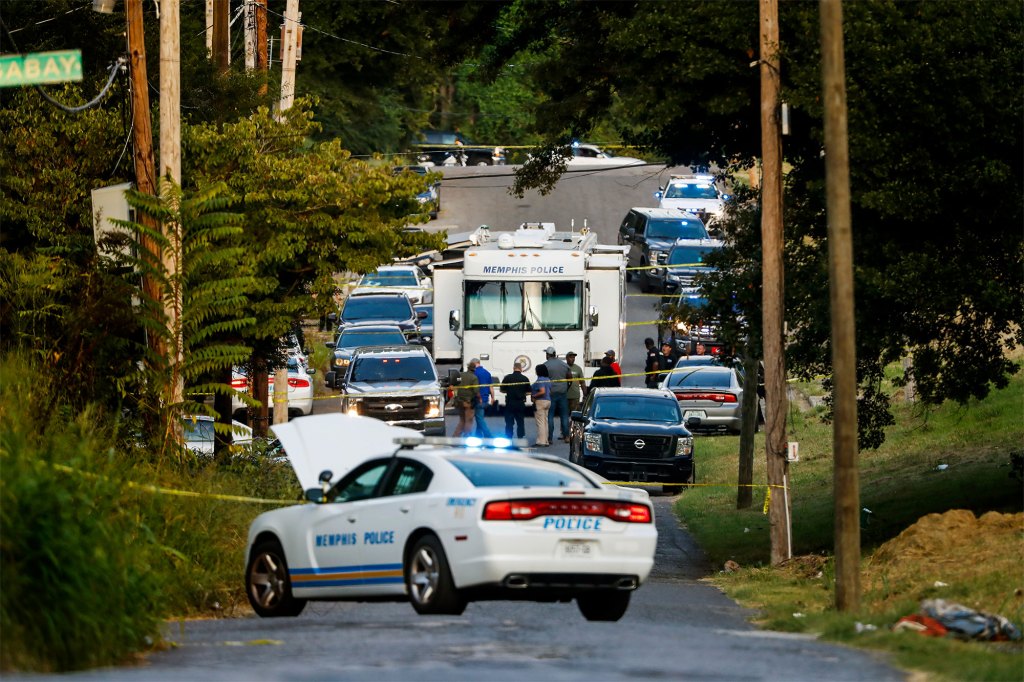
[12, 166, 903, 681]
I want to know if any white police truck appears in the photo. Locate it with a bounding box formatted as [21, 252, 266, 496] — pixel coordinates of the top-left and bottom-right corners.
[431, 223, 627, 404]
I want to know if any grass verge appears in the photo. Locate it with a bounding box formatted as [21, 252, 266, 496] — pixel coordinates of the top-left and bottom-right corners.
[676, 367, 1024, 681]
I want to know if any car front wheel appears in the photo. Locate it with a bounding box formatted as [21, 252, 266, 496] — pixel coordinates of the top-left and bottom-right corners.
[246, 540, 306, 617]
[406, 535, 466, 616]
[577, 591, 631, 621]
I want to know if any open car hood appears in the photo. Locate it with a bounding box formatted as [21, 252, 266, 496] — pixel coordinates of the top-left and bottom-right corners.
[271, 414, 420, 490]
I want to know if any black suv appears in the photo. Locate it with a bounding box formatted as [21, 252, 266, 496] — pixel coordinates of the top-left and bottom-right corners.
[568, 387, 696, 492]
[618, 208, 709, 292]
[412, 130, 497, 166]
[333, 293, 424, 344]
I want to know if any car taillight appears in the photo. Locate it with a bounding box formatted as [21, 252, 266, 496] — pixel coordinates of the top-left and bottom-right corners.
[482, 499, 652, 523]
[675, 392, 737, 403]
[287, 378, 310, 388]
[230, 378, 247, 389]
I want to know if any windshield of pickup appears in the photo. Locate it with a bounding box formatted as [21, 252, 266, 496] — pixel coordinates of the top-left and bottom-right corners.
[647, 218, 708, 240]
[350, 355, 435, 383]
[342, 296, 413, 322]
[668, 245, 720, 266]
[592, 396, 681, 422]
[336, 327, 408, 348]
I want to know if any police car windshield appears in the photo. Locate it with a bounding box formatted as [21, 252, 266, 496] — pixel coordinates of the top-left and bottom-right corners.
[449, 458, 597, 488]
[593, 396, 681, 422]
[647, 219, 708, 240]
[351, 355, 434, 383]
[665, 183, 719, 200]
[337, 328, 407, 348]
[343, 296, 412, 321]
[668, 245, 718, 266]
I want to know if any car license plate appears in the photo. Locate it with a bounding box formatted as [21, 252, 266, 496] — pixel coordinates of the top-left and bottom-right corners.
[560, 541, 595, 558]
[683, 410, 707, 419]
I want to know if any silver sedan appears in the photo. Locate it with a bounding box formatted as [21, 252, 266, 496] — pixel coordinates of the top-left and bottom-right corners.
[659, 365, 744, 434]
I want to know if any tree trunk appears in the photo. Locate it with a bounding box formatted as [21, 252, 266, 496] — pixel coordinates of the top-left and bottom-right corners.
[736, 349, 759, 509]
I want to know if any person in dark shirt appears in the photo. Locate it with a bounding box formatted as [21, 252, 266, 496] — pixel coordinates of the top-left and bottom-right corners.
[589, 356, 621, 390]
[659, 341, 679, 383]
[499, 361, 531, 439]
[644, 337, 663, 388]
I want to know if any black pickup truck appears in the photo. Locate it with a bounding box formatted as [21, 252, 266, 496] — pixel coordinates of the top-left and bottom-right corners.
[412, 131, 501, 167]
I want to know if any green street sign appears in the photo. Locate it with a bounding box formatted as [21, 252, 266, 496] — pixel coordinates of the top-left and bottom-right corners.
[0, 50, 82, 88]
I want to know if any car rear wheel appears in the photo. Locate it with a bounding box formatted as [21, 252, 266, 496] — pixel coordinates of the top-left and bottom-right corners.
[246, 540, 306, 617]
[406, 535, 466, 616]
[577, 591, 631, 621]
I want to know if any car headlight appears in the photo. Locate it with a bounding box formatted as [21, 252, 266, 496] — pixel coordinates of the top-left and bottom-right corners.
[676, 436, 694, 456]
[425, 396, 442, 419]
[584, 432, 603, 452]
[332, 356, 350, 369]
[650, 250, 665, 263]
[667, 273, 681, 283]
[343, 396, 363, 416]
[422, 335, 432, 343]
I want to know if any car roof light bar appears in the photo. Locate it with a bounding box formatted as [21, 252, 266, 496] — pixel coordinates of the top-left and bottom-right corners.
[393, 436, 530, 451]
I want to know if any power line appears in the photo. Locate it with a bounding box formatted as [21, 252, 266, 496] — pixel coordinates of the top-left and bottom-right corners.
[5, 2, 90, 35]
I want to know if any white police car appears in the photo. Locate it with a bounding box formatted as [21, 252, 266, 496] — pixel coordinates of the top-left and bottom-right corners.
[245, 414, 657, 622]
[654, 174, 731, 229]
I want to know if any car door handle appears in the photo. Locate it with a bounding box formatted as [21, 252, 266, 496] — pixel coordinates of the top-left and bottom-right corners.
[400, 506, 411, 514]
[347, 516, 357, 523]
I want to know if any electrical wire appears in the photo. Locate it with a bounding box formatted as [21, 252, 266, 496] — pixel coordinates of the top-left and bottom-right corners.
[5, 2, 90, 34]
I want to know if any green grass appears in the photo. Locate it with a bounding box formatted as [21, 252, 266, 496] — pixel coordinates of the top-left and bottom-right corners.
[675, 365, 1024, 681]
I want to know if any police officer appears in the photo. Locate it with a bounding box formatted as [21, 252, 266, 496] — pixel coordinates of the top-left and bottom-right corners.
[643, 337, 663, 388]
[500, 361, 531, 439]
[542, 347, 571, 442]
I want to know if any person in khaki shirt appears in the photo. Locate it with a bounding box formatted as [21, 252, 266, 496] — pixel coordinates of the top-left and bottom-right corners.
[565, 351, 586, 413]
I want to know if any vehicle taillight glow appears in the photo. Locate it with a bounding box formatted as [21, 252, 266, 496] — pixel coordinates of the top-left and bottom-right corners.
[674, 392, 736, 403]
[287, 378, 310, 388]
[482, 499, 652, 523]
[230, 378, 248, 390]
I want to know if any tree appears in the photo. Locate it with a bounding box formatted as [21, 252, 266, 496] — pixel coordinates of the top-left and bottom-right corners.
[487, 0, 1023, 447]
[183, 100, 445, 434]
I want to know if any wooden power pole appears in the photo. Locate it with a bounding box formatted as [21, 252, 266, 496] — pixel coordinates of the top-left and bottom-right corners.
[125, 0, 163, 360]
[279, 0, 300, 114]
[212, 0, 229, 73]
[759, 0, 791, 564]
[255, 0, 269, 95]
[820, 0, 861, 611]
[160, 0, 184, 434]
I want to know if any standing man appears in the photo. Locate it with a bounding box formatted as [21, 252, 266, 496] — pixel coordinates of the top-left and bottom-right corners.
[659, 341, 679, 383]
[471, 358, 496, 438]
[643, 337, 663, 388]
[542, 347, 571, 442]
[589, 355, 620, 390]
[452, 361, 478, 437]
[500, 361, 530, 439]
[605, 349, 622, 380]
[565, 351, 586, 413]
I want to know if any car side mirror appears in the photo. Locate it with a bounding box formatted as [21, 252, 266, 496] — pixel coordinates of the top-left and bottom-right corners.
[306, 367, 316, 375]
[304, 488, 324, 503]
[570, 410, 585, 422]
[445, 368, 461, 387]
[653, 190, 663, 201]
[324, 341, 335, 349]
[449, 310, 461, 332]
[417, 310, 428, 320]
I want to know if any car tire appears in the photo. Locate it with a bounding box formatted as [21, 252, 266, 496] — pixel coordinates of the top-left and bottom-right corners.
[577, 591, 630, 622]
[406, 535, 466, 616]
[245, 540, 307, 618]
[663, 463, 696, 494]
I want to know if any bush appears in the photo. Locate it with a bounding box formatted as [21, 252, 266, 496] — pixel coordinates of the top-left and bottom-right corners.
[0, 358, 166, 672]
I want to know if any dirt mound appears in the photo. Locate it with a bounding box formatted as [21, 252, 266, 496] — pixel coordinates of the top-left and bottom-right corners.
[865, 509, 1024, 614]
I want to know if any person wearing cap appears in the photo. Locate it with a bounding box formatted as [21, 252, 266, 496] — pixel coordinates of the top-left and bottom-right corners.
[643, 337, 663, 388]
[605, 349, 622, 379]
[542, 347, 571, 442]
[500, 361, 530, 439]
[659, 341, 679, 383]
[471, 358, 495, 439]
[565, 351, 586, 414]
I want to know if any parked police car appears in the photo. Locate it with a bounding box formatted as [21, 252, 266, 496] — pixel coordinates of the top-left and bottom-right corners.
[245, 415, 657, 622]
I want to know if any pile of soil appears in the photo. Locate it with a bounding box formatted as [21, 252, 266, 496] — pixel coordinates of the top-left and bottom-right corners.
[865, 509, 1024, 614]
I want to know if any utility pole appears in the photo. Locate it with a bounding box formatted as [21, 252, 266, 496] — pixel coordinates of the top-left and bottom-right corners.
[759, 0, 791, 564]
[255, 0, 269, 95]
[205, 0, 213, 58]
[279, 0, 300, 114]
[160, 0, 184, 439]
[125, 0, 163, 361]
[820, 0, 860, 611]
[244, 0, 256, 70]
[212, 0, 229, 73]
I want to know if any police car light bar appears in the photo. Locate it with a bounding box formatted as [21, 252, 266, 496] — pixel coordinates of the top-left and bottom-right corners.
[393, 436, 531, 450]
